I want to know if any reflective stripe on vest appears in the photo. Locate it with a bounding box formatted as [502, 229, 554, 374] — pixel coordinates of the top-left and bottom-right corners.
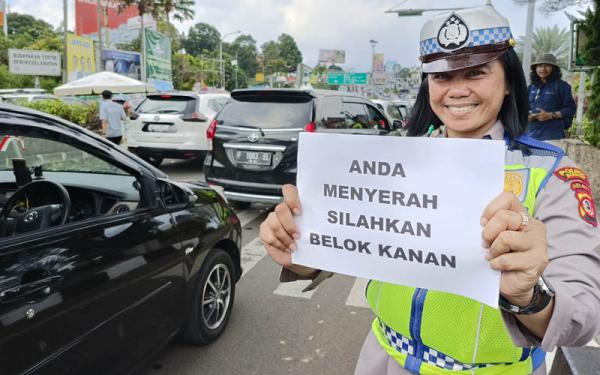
[366, 139, 563, 374]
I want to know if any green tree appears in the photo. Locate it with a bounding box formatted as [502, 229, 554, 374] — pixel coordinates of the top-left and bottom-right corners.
[516, 26, 571, 68]
[7, 13, 54, 40]
[155, 0, 195, 28]
[277, 33, 302, 69]
[182, 22, 221, 56]
[580, 0, 600, 134]
[227, 35, 258, 77]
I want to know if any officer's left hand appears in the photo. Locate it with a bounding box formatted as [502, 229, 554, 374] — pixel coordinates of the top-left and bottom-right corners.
[535, 108, 553, 122]
[481, 192, 549, 307]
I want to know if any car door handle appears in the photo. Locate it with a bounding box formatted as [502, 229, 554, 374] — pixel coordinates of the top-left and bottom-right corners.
[0, 275, 63, 303]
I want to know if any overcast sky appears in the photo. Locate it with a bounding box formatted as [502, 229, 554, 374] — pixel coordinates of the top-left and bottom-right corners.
[8, 0, 591, 71]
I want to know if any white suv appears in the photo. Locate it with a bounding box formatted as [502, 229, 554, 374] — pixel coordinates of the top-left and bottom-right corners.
[126, 92, 230, 166]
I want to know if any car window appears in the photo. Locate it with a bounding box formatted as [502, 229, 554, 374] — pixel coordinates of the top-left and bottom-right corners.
[207, 97, 230, 112]
[343, 102, 368, 129]
[0, 135, 128, 176]
[218, 100, 312, 129]
[136, 95, 197, 114]
[319, 96, 345, 129]
[387, 104, 403, 120]
[366, 104, 389, 130]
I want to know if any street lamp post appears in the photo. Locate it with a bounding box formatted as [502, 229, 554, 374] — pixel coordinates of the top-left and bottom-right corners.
[219, 30, 241, 89]
[522, 0, 536, 85]
[369, 39, 378, 73]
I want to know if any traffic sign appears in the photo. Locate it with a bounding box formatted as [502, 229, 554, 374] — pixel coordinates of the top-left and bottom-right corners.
[346, 73, 367, 85]
[327, 72, 345, 85]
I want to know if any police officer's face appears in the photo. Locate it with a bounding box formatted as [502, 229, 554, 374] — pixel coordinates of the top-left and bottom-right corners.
[428, 60, 507, 139]
[535, 64, 553, 80]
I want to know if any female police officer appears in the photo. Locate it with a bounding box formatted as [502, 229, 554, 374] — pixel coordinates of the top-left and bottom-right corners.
[259, 5, 600, 374]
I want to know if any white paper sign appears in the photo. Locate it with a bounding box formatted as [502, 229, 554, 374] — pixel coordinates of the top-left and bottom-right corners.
[293, 133, 505, 307]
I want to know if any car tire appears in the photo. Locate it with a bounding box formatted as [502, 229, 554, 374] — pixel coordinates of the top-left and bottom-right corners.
[230, 200, 251, 210]
[142, 153, 163, 167]
[180, 248, 235, 345]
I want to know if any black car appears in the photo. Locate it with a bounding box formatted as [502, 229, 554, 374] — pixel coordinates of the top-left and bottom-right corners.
[204, 88, 397, 208]
[0, 104, 242, 375]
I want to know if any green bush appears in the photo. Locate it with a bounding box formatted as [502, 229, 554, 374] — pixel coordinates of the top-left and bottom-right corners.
[582, 116, 600, 148]
[23, 100, 100, 131]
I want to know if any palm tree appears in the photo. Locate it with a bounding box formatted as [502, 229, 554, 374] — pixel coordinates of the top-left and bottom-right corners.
[516, 25, 571, 68]
[156, 0, 195, 28]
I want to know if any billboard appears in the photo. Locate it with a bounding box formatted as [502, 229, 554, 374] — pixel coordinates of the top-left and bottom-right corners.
[102, 49, 141, 80]
[75, 0, 155, 48]
[8, 49, 61, 76]
[0, 0, 5, 29]
[372, 53, 385, 73]
[145, 29, 173, 91]
[67, 34, 96, 82]
[319, 49, 346, 64]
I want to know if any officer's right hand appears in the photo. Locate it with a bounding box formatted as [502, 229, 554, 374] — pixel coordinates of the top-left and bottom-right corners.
[260, 184, 302, 268]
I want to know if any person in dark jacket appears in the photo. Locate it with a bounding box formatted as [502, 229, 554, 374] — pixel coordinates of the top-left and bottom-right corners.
[526, 53, 576, 140]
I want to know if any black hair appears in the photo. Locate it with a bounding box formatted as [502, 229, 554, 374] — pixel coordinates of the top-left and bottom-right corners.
[101, 90, 112, 99]
[407, 49, 528, 141]
[530, 64, 562, 84]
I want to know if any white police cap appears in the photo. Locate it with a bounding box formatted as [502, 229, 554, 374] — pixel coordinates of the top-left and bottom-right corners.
[419, 5, 516, 73]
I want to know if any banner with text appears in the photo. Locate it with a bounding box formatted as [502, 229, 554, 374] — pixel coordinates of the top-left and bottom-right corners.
[293, 133, 505, 307]
[145, 29, 173, 92]
[67, 34, 96, 82]
[8, 49, 61, 76]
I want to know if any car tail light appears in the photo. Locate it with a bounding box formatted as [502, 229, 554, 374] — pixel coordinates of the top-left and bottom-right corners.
[379, 119, 386, 127]
[160, 94, 172, 99]
[207, 119, 218, 140]
[304, 122, 316, 133]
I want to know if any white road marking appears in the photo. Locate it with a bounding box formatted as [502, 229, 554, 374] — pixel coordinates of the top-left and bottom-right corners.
[236, 206, 269, 227]
[345, 278, 370, 308]
[274, 280, 316, 299]
[240, 237, 267, 277]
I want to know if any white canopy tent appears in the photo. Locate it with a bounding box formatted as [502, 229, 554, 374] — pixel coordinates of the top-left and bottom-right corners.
[53, 72, 157, 97]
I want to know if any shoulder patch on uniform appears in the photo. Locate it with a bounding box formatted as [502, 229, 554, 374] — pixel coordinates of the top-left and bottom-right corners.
[574, 189, 597, 227]
[554, 167, 597, 226]
[554, 167, 590, 185]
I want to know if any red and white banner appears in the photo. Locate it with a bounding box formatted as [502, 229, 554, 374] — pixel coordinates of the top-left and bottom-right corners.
[75, 0, 139, 36]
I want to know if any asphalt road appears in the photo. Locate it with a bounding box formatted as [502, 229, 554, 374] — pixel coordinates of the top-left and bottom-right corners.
[139, 159, 375, 375]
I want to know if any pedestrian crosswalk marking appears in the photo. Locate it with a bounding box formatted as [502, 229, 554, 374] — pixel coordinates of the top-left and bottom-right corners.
[345, 278, 370, 308]
[274, 280, 316, 299]
[240, 237, 267, 277]
[237, 206, 269, 227]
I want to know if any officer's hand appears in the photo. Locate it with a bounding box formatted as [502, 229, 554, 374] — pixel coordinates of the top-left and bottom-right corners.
[535, 108, 553, 122]
[260, 184, 302, 268]
[481, 192, 549, 307]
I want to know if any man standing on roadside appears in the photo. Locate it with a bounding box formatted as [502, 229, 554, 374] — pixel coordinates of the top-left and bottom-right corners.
[99, 90, 126, 145]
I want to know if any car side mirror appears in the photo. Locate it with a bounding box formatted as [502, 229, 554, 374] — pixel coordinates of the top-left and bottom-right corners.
[392, 120, 403, 130]
[129, 112, 139, 120]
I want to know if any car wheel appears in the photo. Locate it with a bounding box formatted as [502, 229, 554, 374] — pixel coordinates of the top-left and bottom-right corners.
[230, 200, 251, 210]
[142, 153, 163, 167]
[180, 248, 235, 345]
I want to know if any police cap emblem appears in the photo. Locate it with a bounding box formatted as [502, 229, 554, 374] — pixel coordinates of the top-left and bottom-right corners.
[437, 14, 469, 50]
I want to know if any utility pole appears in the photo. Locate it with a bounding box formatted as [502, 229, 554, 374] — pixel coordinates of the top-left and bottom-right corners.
[141, 13, 147, 82]
[523, 0, 536, 85]
[96, 0, 103, 73]
[2, 0, 7, 37]
[63, 0, 68, 83]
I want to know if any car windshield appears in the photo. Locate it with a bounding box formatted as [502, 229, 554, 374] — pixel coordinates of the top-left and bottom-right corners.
[136, 95, 196, 114]
[0, 134, 128, 176]
[218, 99, 312, 129]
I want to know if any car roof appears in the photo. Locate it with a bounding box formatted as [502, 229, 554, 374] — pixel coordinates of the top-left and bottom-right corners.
[231, 88, 368, 100]
[147, 91, 230, 98]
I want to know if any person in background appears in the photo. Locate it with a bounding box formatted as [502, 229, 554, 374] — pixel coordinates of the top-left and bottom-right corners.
[99, 90, 126, 145]
[526, 53, 576, 141]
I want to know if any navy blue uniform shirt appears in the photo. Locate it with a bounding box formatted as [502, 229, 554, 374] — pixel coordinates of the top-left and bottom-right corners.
[526, 79, 576, 141]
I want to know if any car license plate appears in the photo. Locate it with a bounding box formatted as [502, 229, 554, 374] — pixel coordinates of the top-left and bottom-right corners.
[147, 124, 172, 132]
[234, 150, 272, 165]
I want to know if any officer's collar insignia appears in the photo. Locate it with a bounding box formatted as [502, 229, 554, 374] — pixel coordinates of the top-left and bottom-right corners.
[437, 14, 469, 50]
